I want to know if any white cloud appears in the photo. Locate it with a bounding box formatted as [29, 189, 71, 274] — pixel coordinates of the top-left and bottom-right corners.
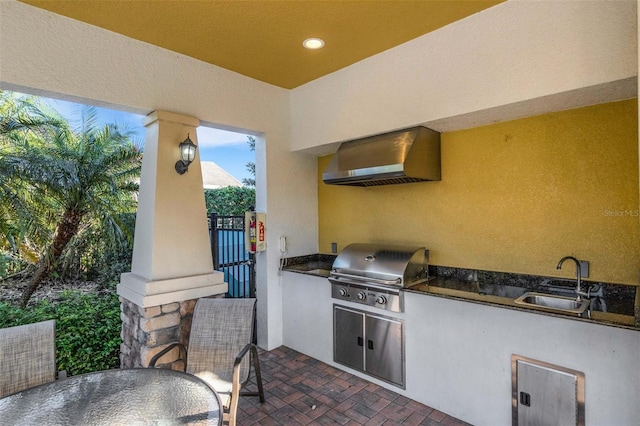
[196, 126, 249, 148]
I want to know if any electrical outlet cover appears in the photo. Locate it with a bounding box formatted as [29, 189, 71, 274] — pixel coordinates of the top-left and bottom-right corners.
[579, 260, 589, 278]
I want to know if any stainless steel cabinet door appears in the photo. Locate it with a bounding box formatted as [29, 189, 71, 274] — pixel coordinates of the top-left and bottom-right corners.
[334, 306, 365, 372]
[365, 313, 404, 387]
[512, 355, 585, 426]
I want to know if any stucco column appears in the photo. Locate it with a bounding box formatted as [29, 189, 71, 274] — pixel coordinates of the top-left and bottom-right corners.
[117, 111, 227, 367]
[118, 110, 227, 306]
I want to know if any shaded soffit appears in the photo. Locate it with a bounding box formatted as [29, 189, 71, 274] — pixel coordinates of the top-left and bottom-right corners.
[21, 0, 504, 89]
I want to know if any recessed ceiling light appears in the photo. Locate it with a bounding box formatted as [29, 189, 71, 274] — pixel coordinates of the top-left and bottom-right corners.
[302, 38, 325, 50]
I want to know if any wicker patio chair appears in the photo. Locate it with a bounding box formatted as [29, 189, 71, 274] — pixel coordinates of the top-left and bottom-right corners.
[0, 320, 59, 398]
[150, 297, 265, 426]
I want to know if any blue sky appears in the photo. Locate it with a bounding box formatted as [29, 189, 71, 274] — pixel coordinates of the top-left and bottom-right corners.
[42, 96, 255, 183]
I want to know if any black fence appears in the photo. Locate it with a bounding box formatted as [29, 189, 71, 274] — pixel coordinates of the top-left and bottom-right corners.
[208, 213, 255, 298]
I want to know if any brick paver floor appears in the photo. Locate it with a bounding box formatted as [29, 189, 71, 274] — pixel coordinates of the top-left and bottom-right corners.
[237, 346, 471, 425]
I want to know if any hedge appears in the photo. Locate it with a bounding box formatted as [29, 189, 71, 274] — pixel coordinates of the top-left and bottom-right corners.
[0, 290, 121, 375]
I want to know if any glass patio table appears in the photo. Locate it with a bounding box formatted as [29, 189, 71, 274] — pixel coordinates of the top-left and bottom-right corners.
[0, 368, 222, 425]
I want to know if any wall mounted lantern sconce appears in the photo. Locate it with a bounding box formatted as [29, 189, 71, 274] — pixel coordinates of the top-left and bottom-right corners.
[175, 134, 197, 175]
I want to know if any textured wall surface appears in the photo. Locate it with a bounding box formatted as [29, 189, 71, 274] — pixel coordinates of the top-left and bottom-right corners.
[319, 100, 640, 285]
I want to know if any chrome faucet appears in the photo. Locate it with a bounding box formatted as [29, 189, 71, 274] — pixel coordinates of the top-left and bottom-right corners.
[556, 256, 589, 301]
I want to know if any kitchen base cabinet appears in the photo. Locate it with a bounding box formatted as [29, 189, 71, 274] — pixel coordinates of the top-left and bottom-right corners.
[334, 305, 404, 388]
[404, 292, 639, 426]
[282, 273, 334, 365]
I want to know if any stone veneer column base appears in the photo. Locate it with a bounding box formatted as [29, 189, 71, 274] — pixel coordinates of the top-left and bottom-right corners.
[119, 294, 224, 369]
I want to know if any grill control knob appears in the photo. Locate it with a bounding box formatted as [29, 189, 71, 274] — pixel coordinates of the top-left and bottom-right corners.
[339, 288, 349, 297]
[357, 291, 367, 300]
[375, 295, 387, 305]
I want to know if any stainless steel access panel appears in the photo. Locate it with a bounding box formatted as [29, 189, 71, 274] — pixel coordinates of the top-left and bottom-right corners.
[334, 306, 365, 372]
[364, 313, 403, 386]
[334, 305, 405, 388]
[512, 355, 585, 426]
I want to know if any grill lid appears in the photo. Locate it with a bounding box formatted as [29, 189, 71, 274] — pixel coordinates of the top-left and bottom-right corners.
[330, 243, 429, 287]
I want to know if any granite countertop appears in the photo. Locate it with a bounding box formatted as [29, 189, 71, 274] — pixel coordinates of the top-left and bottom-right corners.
[406, 279, 637, 330]
[281, 253, 639, 330]
[280, 253, 335, 277]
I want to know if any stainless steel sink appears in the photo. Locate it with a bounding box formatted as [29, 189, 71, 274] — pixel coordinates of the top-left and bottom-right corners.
[514, 292, 590, 316]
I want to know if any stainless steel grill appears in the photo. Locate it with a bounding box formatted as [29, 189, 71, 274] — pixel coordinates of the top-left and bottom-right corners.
[329, 243, 430, 312]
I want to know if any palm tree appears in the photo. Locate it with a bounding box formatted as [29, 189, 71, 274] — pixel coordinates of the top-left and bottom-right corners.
[0, 92, 141, 305]
[0, 93, 61, 277]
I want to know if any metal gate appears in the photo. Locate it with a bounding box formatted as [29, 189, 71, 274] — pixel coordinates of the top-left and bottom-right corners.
[209, 213, 255, 298]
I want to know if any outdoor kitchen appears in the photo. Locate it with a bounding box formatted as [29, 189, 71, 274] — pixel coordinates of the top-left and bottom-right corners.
[281, 244, 638, 426]
[278, 98, 640, 426]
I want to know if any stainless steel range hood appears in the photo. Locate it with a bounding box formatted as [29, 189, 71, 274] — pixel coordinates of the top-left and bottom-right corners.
[322, 126, 441, 186]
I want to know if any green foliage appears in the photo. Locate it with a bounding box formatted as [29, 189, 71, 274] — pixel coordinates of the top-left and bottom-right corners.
[0, 291, 121, 375]
[84, 248, 132, 290]
[204, 186, 255, 215]
[243, 135, 256, 187]
[0, 92, 62, 274]
[70, 211, 135, 285]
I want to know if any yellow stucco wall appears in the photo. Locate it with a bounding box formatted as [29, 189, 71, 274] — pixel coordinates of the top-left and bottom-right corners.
[318, 100, 639, 285]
